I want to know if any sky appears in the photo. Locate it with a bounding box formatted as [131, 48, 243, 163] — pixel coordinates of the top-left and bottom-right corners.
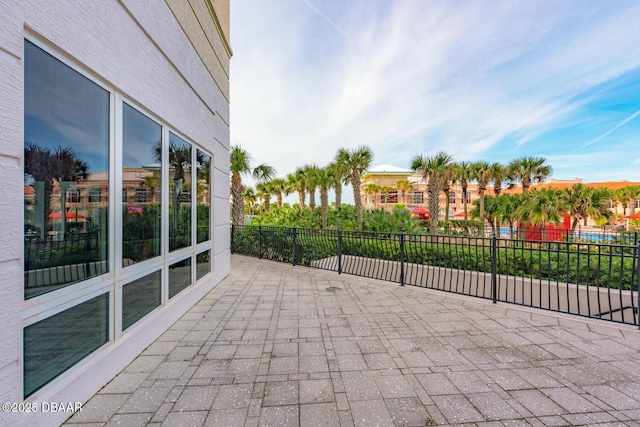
[230, 0, 640, 202]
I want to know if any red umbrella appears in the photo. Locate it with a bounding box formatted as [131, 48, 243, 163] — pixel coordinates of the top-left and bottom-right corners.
[626, 212, 640, 219]
[410, 207, 429, 215]
[48, 212, 85, 220]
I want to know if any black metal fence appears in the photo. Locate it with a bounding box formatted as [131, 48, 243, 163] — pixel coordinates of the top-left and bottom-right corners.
[232, 225, 640, 327]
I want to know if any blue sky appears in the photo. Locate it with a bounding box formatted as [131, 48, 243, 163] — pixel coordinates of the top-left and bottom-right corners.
[230, 0, 640, 201]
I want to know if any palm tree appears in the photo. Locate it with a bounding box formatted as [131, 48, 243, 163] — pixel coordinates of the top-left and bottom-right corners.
[395, 180, 413, 205]
[563, 184, 612, 232]
[620, 185, 640, 216]
[495, 194, 522, 239]
[380, 186, 394, 210]
[230, 146, 252, 226]
[440, 165, 456, 222]
[507, 156, 552, 194]
[490, 162, 506, 196]
[471, 161, 492, 221]
[24, 143, 89, 239]
[516, 189, 567, 241]
[455, 161, 473, 220]
[411, 151, 454, 233]
[242, 186, 257, 215]
[336, 146, 374, 230]
[303, 164, 320, 210]
[256, 182, 273, 213]
[364, 183, 380, 209]
[315, 167, 335, 228]
[230, 145, 276, 226]
[288, 168, 307, 209]
[270, 178, 290, 207]
[613, 188, 630, 216]
[328, 161, 349, 209]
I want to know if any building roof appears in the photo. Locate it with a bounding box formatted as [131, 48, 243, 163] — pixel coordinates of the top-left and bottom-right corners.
[363, 164, 413, 175]
[502, 179, 640, 194]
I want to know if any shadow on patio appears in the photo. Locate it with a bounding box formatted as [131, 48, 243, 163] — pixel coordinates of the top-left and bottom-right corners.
[65, 255, 640, 426]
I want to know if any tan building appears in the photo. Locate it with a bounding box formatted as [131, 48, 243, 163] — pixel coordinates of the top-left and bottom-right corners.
[361, 164, 487, 217]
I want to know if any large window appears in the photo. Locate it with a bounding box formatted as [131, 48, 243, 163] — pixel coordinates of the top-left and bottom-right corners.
[122, 103, 163, 266]
[23, 40, 110, 299]
[168, 133, 192, 251]
[23, 293, 109, 397]
[22, 39, 215, 398]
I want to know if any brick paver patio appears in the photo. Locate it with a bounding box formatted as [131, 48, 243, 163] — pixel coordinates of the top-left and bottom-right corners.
[65, 255, 640, 426]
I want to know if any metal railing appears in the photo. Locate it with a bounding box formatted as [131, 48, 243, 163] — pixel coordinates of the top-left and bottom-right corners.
[231, 225, 640, 327]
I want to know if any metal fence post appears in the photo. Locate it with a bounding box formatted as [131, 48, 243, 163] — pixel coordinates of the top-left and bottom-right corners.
[491, 235, 497, 304]
[292, 227, 297, 266]
[258, 225, 262, 259]
[337, 229, 342, 274]
[230, 224, 235, 254]
[399, 232, 405, 286]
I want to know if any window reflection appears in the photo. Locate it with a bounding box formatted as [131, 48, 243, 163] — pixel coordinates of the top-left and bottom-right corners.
[196, 250, 211, 280]
[169, 257, 192, 298]
[23, 41, 109, 299]
[168, 133, 192, 251]
[197, 150, 211, 243]
[122, 103, 162, 266]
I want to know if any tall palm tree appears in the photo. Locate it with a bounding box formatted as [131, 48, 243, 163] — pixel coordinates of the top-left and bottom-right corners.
[563, 184, 612, 232]
[328, 160, 349, 209]
[242, 186, 257, 215]
[269, 178, 290, 207]
[490, 162, 506, 196]
[507, 156, 552, 194]
[455, 161, 473, 220]
[315, 167, 335, 228]
[395, 180, 413, 205]
[411, 151, 454, 233]
[440, 165, 456, 222]
[287, 168, 307, 210]
[230, 145, 251, 226]
[302, 164, 320, 210]
[495, 194, 522, 239]
[471, 161, 492, 221]
[230, 145, 276, 226]
[255, 182, 273, 213]
[516, 189, 567, 241]
[613, 188, 630, 216]
[620, 185, 640, 216]
[336, 146, 374, 230]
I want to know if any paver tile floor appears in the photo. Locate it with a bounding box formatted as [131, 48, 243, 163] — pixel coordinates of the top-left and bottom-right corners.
[65, 255, 640, 426]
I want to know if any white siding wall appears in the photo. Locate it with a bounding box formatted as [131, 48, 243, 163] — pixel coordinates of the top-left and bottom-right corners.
[0, 1, 230, 426]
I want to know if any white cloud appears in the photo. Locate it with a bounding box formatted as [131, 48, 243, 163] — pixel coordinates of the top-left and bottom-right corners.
[231, 0, 640, 193]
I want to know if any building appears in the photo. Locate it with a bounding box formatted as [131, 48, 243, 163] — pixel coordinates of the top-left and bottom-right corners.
[361, 165, 485, 217]
[361, 167, 640, 226]
[1, 2, 231, 426]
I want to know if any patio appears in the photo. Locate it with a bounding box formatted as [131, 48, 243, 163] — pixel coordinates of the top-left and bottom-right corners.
[64, 255, 640, 426]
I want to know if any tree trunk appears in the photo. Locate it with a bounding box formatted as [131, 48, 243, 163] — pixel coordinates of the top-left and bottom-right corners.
[277, 193, 283, 207]
[320, 189, 328, 228]
[231, 172, 243, 226]
[309, 188, 316, 210]
[335, 184, 342, 209]
[443, 190, 450, 222]
[462, 185, 468, 220]
[352, 172, 364, 230]
[428, 178, 440, 234]
[479, 189, 485, 220]
[298, 190, 305, 209]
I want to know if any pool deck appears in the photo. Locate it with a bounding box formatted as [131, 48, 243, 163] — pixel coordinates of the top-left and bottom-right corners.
[64, 255, 640, 426]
